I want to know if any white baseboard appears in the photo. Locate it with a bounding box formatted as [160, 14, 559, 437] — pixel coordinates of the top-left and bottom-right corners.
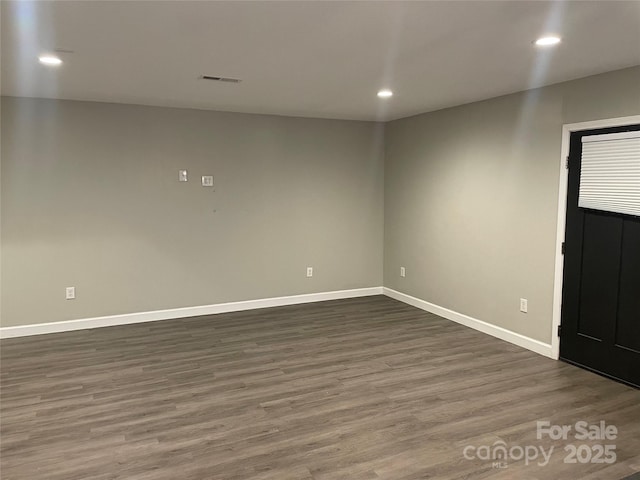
[0, 287, 384, 339]
[0, 286, 555, 360]
[383, 287, 554, 358]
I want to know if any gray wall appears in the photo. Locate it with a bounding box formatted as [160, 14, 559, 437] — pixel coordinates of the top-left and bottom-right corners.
[2, 67, 639, 337]
[1, 98, 384, 327]
[384, 66, 640, 344]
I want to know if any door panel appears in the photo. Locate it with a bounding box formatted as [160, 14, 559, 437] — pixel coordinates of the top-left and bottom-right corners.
[578, 213, 621, 341]
[560, 124, 640, 388]
[617, 221, 640, 353]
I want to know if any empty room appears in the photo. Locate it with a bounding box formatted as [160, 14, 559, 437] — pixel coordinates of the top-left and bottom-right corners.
[1, 1, 639, 479]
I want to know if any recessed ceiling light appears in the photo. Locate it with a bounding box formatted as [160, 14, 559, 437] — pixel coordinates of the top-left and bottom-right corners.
[377, 89, 393, 98]
[535, 36, 561, 47]
[38, 55, 62, 66]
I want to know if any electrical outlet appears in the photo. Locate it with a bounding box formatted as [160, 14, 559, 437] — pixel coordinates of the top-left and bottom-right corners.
[66, 286, 76, 300]
[400, 266, 406, 277]
[179, 170, 188, 182]
[306, 267, 313, 277]
[520, 298, 528, 313]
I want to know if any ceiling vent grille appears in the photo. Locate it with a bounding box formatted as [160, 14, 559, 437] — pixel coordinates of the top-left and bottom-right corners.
[200, 75, 241, 83]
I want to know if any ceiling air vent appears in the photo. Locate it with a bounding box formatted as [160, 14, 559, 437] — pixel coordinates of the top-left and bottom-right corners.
[200, 75, 241, 84]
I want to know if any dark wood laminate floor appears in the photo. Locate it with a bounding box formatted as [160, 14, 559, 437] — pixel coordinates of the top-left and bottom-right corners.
[1, 296, 639, 480]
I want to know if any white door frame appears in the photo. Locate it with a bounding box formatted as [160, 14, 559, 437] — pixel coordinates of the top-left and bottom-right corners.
[551, 114, 640, 360]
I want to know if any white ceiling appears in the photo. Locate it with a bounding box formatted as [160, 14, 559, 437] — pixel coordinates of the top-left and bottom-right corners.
[2, 1, 639, 121]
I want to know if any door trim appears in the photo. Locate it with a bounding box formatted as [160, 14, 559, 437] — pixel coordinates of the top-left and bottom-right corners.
[551, 115, 640, 360]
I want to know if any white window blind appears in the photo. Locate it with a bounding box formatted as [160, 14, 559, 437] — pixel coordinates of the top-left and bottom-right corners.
[579, 130, 640, 217]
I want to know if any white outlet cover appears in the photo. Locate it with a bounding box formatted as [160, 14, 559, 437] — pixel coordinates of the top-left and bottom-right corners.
[520, 298, 528, 313]
[179, 170, 188, 182]
[202, 175, 214, 187]
[306, 267, 313, 277]
[66, 286, 76, 300]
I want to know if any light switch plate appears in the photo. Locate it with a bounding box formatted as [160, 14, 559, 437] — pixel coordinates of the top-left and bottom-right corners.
[202, 175, 214, 187]
[179, 170, 188, 182]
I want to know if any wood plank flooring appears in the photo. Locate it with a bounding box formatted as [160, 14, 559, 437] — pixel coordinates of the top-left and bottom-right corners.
[1, 296, 639, 479]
